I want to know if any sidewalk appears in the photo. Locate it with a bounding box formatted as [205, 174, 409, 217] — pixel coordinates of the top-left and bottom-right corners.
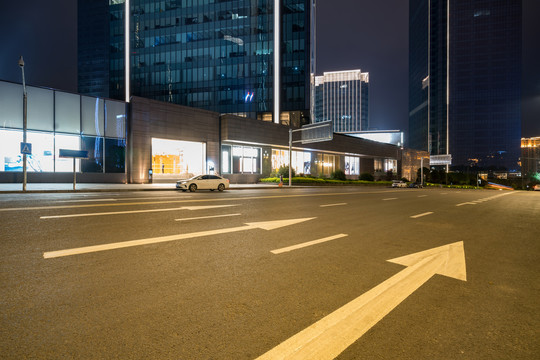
[0, 182, 280, 194]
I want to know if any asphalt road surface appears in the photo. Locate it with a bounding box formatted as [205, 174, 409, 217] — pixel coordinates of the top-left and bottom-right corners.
[1, 187, 539, 359]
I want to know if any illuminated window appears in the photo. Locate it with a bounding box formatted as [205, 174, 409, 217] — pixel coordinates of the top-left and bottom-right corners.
[27, 132, 54, 172]
[230, 145, 261, 174]
[0, 129, 23, 172]
[344, 156, 360, 175]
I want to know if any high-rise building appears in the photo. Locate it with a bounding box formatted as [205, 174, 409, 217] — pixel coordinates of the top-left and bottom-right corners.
[313, 70, 369, 132]
[78, 0, 313, 125]
[521, 137, 540, 182]
[408, 0, 522, 171]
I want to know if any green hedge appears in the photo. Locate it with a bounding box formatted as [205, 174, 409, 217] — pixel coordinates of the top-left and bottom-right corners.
[259, 177, 392, 186]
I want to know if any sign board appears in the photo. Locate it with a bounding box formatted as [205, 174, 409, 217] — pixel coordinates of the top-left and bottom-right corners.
[59, 149, 88, 158]
[297, 120, 333, 144]
[429, 154, 452, 166]
[20, 142, 32, 155]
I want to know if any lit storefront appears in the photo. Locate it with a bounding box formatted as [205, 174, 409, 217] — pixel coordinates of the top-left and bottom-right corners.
[0, 80, 126, 183]
[151, 138, 206, 180]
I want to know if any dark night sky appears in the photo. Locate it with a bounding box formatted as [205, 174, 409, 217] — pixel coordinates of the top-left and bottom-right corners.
[0, 0, 539, 137]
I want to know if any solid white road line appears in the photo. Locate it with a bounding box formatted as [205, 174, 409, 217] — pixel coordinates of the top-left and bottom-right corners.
[270, 234, 348, 254]
[319, 203, 347, 207]
[40, 205, 236, 219]
[56, 199, 118, 203]
[410, 212, 434, 219]
[382, 198, 398, 201]
[43, 217, 315, 259]
[175, 213, 241, 222]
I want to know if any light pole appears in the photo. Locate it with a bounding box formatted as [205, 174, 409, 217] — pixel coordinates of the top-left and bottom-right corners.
[420, 157, 424, 187]
[18, 56, 28, 192]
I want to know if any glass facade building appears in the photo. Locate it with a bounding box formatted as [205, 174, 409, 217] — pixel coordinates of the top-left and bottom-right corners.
[408, 0, 522, 171]
[78, 0, 312, 124]
[313, 70, 369, 133]
[0, 80, 126, 177]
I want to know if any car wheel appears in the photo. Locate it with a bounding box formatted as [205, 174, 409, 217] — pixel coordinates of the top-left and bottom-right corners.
[189, 184, 197, 192]
[218, 183, 225, 192]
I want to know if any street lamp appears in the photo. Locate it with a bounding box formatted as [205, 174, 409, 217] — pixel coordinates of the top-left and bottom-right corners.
[19, 56, 28, 192]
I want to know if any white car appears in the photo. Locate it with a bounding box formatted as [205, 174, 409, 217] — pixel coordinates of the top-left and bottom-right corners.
[391, 180, 408, 188]
[176, 174, 230, 192]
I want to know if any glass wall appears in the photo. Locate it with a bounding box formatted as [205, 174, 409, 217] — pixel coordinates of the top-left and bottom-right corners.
[90, 0, 311, 119]
[0, 80, 126, 174]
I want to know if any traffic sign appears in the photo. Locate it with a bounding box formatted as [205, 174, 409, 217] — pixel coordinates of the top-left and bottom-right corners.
[20, 142, 32, 155]
[58, 149, 88, 158]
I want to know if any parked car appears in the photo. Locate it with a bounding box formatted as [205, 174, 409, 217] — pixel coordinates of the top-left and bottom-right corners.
[534, 184, 540, 191]
[408, 182, 423, 188]
[391, 180, 407, 188]
[176, 174, 230, 192]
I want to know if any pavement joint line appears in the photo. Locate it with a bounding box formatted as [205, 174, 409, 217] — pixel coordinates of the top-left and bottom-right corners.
[410, 212, 434, 219]
[175, 213, 241, 222]
[320, 203, 347, 207]
[270, 234, 348, 254]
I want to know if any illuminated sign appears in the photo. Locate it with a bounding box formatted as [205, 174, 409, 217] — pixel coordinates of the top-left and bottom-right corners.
[244, 92, 254, 102]
[430, 154, 452, 165]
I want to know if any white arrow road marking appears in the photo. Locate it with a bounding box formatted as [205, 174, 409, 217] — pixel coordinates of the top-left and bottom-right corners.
[271, 234, 348, 254]
[43, 217, 316, 259]
[319, 203, 347, 208]
[256, 241, 466, 360]
[40, 205, 237, 219]
[410, 212, 434, 219]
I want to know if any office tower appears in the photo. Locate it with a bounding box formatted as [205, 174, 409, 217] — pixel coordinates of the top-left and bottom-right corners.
[78, 0, 312, 124]
[409, 0, 521, 171]
[313, 70, 369, 132]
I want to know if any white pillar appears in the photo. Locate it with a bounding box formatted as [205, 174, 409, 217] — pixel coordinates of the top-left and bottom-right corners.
[274, 0, 280, 124]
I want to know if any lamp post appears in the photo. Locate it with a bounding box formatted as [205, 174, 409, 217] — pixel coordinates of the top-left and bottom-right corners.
[18, 56, 27, 192]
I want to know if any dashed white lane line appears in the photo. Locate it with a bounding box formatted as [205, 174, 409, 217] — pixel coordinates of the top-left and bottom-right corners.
[382, 198, 398, 201]
[410, 212, 434, 219]
[40, 204, 237, 219]
[456, 202, 476, 207]
[320, 203, 347, 207]
[175, 213, 241, 222]
[418, 195, 428, 198]
[271, 234, 348, 254]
